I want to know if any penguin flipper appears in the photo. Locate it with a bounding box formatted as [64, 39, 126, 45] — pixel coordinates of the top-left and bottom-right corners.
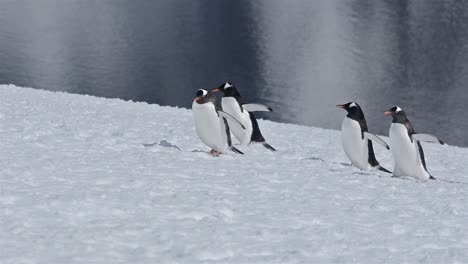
[412, 134, 445, 145]
[230, 146, 244, 155]
[221, 117, 233, 149]
[262, 142, 276, 152]
[222, 118, 244, 155]
[217, 110, 246, 130]
[242, 103, 273, 112]
[364, 132, 390, 150]
[429, 175, 436, 180]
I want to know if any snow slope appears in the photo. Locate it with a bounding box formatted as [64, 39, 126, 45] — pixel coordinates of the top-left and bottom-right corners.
[0, 84, 467, 263]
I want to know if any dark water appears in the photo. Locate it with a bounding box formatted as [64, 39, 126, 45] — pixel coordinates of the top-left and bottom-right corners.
[1, 1, 467, 146]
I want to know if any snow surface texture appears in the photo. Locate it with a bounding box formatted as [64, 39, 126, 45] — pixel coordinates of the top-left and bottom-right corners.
[1, 84, 467, 263]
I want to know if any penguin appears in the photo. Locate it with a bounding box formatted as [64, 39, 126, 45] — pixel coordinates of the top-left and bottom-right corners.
[337, 102, 391, 173]
[384, 106, 445, 181]
[212, 82, 276, 151]
[192, 89, 245, 156]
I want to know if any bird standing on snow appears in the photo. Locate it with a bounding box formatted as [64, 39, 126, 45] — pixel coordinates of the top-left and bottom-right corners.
[212, 82, 276, 151]
[384, 106, 445, 181]
[192, 89, 244, 156]
[337, 102, 391, 173]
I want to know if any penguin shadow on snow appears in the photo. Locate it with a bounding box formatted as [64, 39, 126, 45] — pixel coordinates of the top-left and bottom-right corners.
[302, 156, 352, 168]
[142, 139, 230, 155]
[301, 155, 437, 181]
[143, 140, 181, 151]
[302, 156, 393, 178]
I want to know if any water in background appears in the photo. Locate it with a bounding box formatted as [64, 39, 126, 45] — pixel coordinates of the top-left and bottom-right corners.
[1, 0, 467, 146]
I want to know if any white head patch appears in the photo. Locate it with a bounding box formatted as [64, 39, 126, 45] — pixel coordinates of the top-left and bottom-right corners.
[198, 89, 208, 96]
[224, 83, 233, 89]
[395, 106, 402, 113]
[349, 102, 357, 108]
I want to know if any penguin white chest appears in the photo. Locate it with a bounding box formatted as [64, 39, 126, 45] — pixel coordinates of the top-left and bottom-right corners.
[341, 117, 370, 169]
[389, 123, 429, 180]
[192, 102, 228, 152]
[221, 97, 253, 145]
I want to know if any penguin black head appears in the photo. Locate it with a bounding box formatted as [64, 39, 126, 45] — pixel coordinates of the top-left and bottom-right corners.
[336, 102, 365, 121]
[193, 89, 215, 104]
[384, 106, 409, 123]
[212, 82, 241, 97]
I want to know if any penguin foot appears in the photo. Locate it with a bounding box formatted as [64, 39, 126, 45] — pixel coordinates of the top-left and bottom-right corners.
[210, 150, 221, 157]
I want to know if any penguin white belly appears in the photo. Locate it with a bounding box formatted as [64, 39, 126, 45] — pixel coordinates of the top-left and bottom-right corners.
[192, 102, 228, 152]
[341, 117, 370, 170]
[389, 123, 429, 180]
[221, 97, 253, 145]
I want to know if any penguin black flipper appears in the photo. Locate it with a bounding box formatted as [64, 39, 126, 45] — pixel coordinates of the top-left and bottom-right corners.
[248, 112, 276, 151]
[367, 140, 391, 174]
[222, 117, 243, 155]
[416, 141, 428, 171]
[367, 140, 379, 167]
[222, 117, 233, 147]
[249, 112, 266, 143]
[416, 140, 435, 180]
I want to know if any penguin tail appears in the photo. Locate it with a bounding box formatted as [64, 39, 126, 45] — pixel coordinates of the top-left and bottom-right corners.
[429, 175, 436, 180]
[375, 165, 391, 174]
[230, 146, 244, 155]
[262, 142, 276, 152]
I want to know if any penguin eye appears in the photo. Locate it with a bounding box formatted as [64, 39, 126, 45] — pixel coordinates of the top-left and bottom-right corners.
[349, 102, 357, 108]
[395, 107, 402, 113]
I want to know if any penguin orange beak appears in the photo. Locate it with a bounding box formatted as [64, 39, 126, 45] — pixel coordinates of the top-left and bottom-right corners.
[384, 111, 392, 115]
[212, 88, 221, 92]
[336, 104, 345, 109]
[194, 97, 201, 102]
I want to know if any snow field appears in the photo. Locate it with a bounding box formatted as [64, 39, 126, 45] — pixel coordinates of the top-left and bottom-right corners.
[0, 85, 467, 263]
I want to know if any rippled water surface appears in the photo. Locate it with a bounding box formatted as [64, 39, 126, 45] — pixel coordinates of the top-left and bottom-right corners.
[0, 0, 467, 146]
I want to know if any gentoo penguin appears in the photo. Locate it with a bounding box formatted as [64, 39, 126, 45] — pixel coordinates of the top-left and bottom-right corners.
[212, 82, 276, 151]
[192, 89, 245, 156]
[384, 106, 445, 181]
[337, 102, 391, 173]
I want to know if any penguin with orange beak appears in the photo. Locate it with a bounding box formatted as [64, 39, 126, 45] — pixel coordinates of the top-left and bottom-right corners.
[192, 89, 244, 156]
[212, 82, 275, 151]
[384, 106, 445, 180]
[337, 102, 391, 173]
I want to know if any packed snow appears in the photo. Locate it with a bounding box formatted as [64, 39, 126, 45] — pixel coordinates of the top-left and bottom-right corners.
[0, 84, 467, 263]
